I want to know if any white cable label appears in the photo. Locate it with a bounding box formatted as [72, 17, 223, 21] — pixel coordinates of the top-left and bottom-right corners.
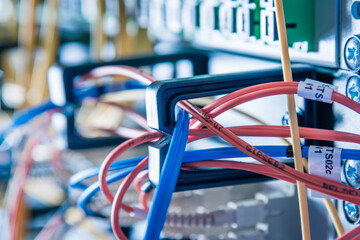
[308, 146, 342, 198]
[304, 79, 338, 91]
[297, 80, 334, 104]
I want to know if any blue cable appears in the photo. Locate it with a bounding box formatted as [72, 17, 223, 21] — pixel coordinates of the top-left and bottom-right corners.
[70, 146, 360, 192]
[77, 167, 134, 216]
[73, 145, 360, 216]
[11, 100, 57, 127]
[69, 157, 143, 189]
[0, 100, 57, 144]
[144, 109, 189, 240]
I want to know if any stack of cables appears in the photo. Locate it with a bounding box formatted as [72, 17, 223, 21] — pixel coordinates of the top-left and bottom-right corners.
[5, 65, 360, 240]
[67, 65, 360, 240]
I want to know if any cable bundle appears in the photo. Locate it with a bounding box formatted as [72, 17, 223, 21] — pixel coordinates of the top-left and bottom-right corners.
[5, 63, 360, 239]
[4, 64, 360, 239]
[70, 65, 359, 240]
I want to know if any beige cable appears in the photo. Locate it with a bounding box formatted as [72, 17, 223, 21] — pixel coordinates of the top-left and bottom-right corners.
[323, 199, 345, 237]
[273, 0, 311, 239]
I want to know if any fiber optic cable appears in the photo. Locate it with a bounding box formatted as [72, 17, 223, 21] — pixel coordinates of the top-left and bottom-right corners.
[144, 109, 189, 240]
[72, 145, 360, 193]
[90, 66, 360, 237]
[98, 79, 360, 205]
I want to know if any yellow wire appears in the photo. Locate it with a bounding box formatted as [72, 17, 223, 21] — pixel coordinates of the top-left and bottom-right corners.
[273, 0, 311, 239]
[323, 199, 346, 237]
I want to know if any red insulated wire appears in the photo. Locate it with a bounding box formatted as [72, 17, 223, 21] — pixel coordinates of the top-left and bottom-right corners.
[139, 190, 150, 211]
[75, 65, 155, 87]
[189, 82, 298, 128]
[96, 126, 150, 139]
[336, 225, 360, 240]
[188, 125, 360, 144]
[111, 158, 148, 240]
[99, 132, 163, 204]
[9, 138, 39, 240]
[133, 170, 148, 193]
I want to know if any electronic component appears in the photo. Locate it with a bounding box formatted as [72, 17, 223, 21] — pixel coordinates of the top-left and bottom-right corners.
[141, 0, 340, 68]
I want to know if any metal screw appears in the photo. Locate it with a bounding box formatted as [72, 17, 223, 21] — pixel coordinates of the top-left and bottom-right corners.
[343, 201, 360, 224]
[344, 35, 360, 71]
[346, 75, 360, 103]
[344, 160, 360, 189]
[352, 1, 360, 19]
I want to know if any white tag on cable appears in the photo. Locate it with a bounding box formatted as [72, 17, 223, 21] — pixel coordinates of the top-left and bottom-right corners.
[308, 145, 342, 198]
[297, 79, 334, 104]
[304, 79, 338, 91]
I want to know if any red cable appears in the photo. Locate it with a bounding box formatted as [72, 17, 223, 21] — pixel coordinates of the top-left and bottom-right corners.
[99, 132, 163, 204]
[9, 139, 39, 240]
[93, 126, 150, 139]
[111, 158, 148, 240]
[34, 213, 63, 240]
[139, 191, 150, 211]
[191, 82, 360, 129]
[336, 226, 360, 240]
[189, 82, 297, 127]
[188, 125, 360, 144]
[76, 65, 155, 87]
[100, 125, 360, 208]
[133, 171, 150, 210]
[134, 171, 148, 193]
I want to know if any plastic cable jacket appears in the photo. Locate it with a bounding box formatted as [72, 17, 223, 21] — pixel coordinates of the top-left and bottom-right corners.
[77, 167, 133, 216]
[144, 109, 189, 240]
[69, 157, 143, 189]
[71, 146, 360, 191]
